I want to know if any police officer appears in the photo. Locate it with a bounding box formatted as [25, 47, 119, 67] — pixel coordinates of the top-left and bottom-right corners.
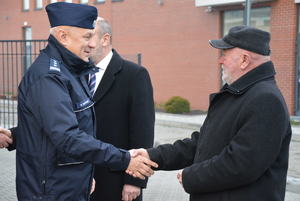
[12, 2, 157, 201]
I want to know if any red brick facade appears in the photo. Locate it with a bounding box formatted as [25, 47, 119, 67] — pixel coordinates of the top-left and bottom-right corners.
[0, 0, 298, 114]
[270, 0, 297, 115]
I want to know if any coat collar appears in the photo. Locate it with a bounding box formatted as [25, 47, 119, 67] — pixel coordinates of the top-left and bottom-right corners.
[222, 61, 276, 95]
[209, 61, 276, 102]
[93, 49, 123, 103]
[44, 35, 96, 76]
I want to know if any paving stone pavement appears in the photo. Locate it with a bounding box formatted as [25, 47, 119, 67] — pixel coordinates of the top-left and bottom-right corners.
[0, 149, 16, 201]
[0, 112, 300, 201]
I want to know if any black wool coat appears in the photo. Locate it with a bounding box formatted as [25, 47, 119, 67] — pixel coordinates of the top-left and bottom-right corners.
[148, 61, 291, 201]
[90, 49, 155, 201]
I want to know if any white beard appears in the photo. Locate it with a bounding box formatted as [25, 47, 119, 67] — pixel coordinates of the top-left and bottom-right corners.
[221, 66, 232, 85]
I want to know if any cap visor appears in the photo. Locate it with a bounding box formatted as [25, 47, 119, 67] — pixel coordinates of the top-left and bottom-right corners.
[209, 39, 234, 49]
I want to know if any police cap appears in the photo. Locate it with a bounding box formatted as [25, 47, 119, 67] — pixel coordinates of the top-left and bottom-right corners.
[46, 2, 98, 29]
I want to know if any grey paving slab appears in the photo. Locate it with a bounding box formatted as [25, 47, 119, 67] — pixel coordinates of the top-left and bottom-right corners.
[0, 149, 16, 201]
[288, 138, 300, 179]
[144, 170, 189, 201]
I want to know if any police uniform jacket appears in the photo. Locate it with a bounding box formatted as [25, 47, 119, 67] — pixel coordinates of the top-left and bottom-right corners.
[148, 61, 291, 201]
[15, 35, 130, 201]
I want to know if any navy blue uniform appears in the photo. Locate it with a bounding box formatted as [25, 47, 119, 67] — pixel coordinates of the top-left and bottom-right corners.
[15, 35, 130, 201]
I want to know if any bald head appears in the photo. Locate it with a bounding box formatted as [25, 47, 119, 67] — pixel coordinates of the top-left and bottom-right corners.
[49, 25, 96, 62]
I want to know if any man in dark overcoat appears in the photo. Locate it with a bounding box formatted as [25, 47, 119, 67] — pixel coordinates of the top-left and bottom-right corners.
[132, 26, 292, 201]
[89, 18, 155, 201]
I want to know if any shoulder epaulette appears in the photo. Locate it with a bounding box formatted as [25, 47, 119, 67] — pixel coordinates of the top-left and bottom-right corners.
[49, 58, 61, 74]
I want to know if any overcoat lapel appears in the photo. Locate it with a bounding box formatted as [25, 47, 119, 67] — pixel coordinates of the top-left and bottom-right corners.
[93, 50, 123, 103]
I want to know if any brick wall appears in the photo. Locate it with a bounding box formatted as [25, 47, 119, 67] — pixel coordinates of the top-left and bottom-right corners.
[110, 0, 220, 111]
[0, 0, 298, 113]
[270, 0, 297, 114]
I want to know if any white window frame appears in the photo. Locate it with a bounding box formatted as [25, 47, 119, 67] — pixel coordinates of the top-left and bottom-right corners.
[195, 0, 273, 7]
[196, 0, 243, 7]
[36, 0, 42, 9]
[23, 0, 30, 10]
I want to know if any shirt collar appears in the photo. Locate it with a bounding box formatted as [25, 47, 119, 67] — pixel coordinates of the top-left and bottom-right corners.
[95, 50, 113, 71]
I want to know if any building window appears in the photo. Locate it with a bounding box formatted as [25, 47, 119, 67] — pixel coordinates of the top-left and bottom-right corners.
[223, 7, 271, 35]
[95, 0, 105, 3]
[112, 0, 123, 2]
[250, 7, 271, 31]
[80, 0, 89, 3]
[36, 0, 43, 9]
[23, 0, 30, 10]
[65, 0, 72, 2]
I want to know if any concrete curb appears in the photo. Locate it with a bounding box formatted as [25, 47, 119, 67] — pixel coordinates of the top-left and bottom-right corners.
[156, 112, 300, 139]
[156, 120, 201, 130]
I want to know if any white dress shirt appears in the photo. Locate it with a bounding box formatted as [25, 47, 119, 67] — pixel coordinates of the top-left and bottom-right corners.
[92, 51, 113, 94]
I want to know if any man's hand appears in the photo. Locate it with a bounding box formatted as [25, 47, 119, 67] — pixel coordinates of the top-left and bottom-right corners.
[90, 178, 96, 195]
[129, 148, 150, 159]
[122, 184, 141, 201]
[126, 150, 158, 179]
[177, 170, 183, 185]
[0, 128, 12, 148]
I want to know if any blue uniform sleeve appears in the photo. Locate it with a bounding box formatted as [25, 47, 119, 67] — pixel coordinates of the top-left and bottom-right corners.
[27, 74, 130, 171]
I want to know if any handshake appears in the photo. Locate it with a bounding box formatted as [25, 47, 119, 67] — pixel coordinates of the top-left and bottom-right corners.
[0, 128, 158, 180]
[126, 149, 157, 180]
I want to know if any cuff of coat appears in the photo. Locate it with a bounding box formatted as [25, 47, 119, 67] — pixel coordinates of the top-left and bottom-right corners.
[117, 148, 131, 171]
[182, 167, 192, 194]
[147, 148, 161, 170]
[182, 165, 205, 194]
[124, 174, 148, 188]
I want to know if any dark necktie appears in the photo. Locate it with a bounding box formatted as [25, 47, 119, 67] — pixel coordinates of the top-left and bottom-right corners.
[88, 72, 96, 96]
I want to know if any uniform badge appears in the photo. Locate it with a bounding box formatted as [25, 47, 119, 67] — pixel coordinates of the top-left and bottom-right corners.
[49, 58, 61, 72]
[74, 98, 94, 112]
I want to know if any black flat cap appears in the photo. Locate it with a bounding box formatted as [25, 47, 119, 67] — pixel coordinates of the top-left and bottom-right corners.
[46, 2, 98, 29]
[209, 25, 271, 56]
